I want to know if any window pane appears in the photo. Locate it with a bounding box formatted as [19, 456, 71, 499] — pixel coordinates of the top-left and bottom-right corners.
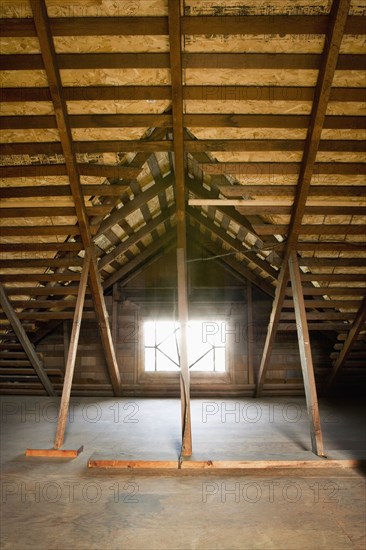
[214, 347, 226, 372]
[143, 320, 226, 372]
[144, 321, 156, 347]
[156, 349, 179, 372]
[144, 347, 156, 372]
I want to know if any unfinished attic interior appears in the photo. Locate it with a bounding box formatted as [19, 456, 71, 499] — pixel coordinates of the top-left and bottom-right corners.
[0, 1, 365, 549]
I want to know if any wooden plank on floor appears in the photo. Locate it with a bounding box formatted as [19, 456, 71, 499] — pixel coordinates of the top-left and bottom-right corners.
[26, 446, 83, 458]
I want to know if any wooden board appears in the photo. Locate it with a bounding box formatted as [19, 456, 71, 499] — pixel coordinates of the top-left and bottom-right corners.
[25, 445, 83, 457]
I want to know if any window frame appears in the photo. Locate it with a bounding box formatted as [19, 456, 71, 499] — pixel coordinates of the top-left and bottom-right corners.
[138, 316, 232, 385]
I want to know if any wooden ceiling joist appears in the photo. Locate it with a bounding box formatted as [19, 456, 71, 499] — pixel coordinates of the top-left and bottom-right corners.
[3, 52, 364, 71]
[0, 184, 129, 199]
[2, 85, 363, 104]
[2, 14, 364, 37]
[218, 185, 366, 198]
[3, 114, 363, 131]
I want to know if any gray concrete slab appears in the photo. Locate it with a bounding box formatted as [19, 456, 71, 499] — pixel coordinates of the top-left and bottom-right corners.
[1, 396, 365, 550]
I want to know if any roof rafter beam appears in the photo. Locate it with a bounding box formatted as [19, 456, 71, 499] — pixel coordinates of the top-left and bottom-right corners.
[187, 206, 278, 285]
[1, 86, 362, 103]
[102, 231, 176, 291]
[0, 283, 56, 397]
[30, 0, 121, 396]
[98, 205, 176, 270]
[325, 295, 366, 389]
[256, 0, 352, 397]
[2, 15, 363, 36]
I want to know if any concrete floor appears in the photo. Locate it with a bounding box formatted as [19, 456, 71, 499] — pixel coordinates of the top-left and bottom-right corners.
[0, 396, 365, 550]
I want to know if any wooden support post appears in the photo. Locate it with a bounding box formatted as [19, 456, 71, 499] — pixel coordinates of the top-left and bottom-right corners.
[256, 263, 289, 396]
[325, 295, 366, 390]
[30, 0, 122, 397]
[246, 282, 254, 386]
[112, 284, 118, 347]
[63, 320, 69, 370]
[54, 253, 91, 449]
[288, 252, 325, 457]
[168, 0, 192, 456]
[177, 248, 192, 456]
[89, 253, 122, 397]
[0, 283, 56, 397]
[255, 0, 351, 396]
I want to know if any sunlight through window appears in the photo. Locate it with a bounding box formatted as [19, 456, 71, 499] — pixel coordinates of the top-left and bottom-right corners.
[144, 320, 226, 372]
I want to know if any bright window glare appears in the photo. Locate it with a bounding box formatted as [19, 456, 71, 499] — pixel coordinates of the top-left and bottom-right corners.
[144, 320, 226, 372]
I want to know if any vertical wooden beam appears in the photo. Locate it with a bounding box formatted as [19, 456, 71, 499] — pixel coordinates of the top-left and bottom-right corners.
[89, 253, 122, 396]
[256, 264, 289, 396]
[325, 295, 366, 389]
[112, 284, 118, 347]
[0, 283, 56, 397]
[30, 0, 121, 396]
[246, 282, 254, 386]
[256, 0, 351, 395]
[54, 253, 90, 449]
[63, 320, 69, 370]
[288, 252, 325, 457]
[177, 248, 192, 456]
[168, 0, 192, 456]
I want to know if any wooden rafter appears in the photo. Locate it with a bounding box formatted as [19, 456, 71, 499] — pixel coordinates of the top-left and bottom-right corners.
[1, 85, 363, 104]
[186, 226, 275, 298]
[2, 15, 363, 36]
[30, 0, 121, 396]
[256, 0, 352, 397]
[95, 175, 173, 238]
[325, 295, 366, 389]
[3, 114, 363, 131]
[0, 283, 56, 397]
[103, 231, 176, 291]
[99, 205, 175, 270]
[3, 52, 364, 71]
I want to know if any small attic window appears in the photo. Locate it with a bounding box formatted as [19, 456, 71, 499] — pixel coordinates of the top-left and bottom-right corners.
[143, 320, 226, 372]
